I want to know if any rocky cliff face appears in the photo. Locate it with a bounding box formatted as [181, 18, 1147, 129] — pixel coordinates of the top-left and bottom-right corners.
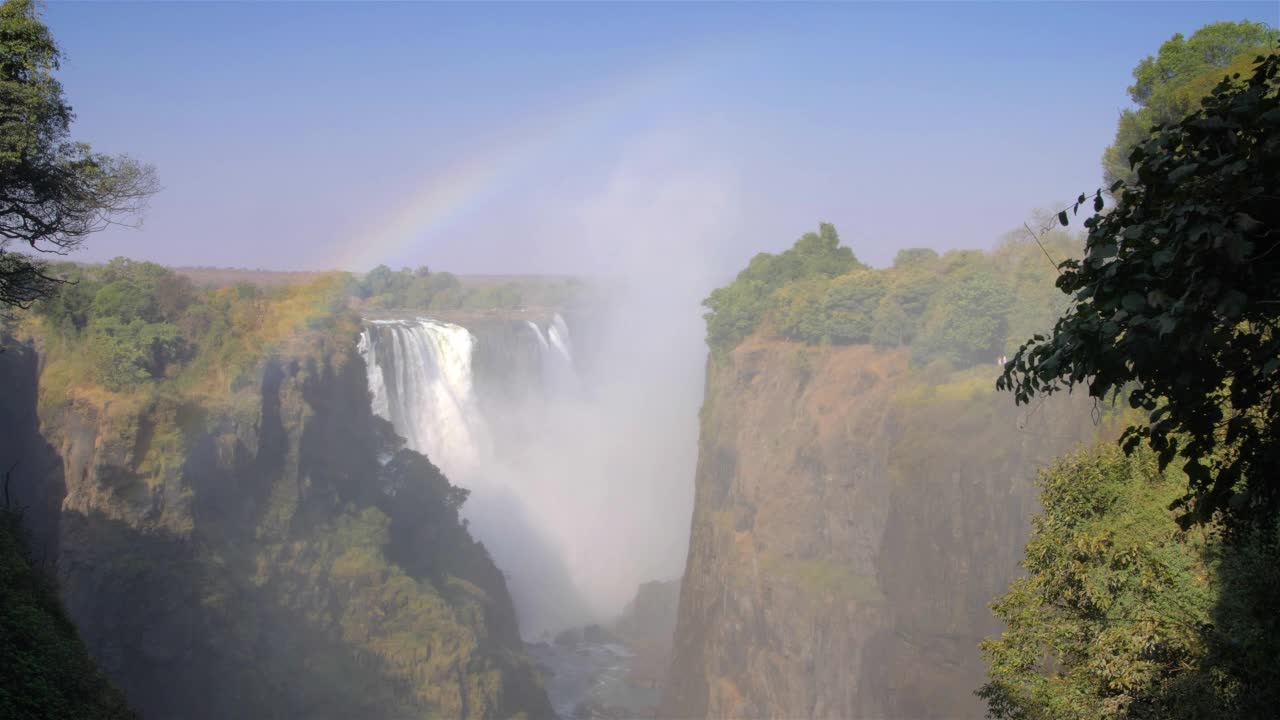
[0, 335, 552, 719]
[614, 579, 681, 693]
[665, 338, 1100, 719]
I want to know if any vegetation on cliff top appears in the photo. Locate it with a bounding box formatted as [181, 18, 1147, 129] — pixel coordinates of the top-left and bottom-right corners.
[353, 264, 586, 313]
[23, 257, 356, 398]
[703, 221, 1077, 370]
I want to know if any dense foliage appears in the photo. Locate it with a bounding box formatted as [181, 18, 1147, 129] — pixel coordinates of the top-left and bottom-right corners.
[28, 257, 353, 393]
[0, 0, 157, 308]
[1001, 51, 1280, 528]
[987, 35, 1280, 720]
[978, 444, 1280, 719]
[1102, 21, 1279, 190]
[0, 508, 135, 719]
[703, 222, 1077, 369]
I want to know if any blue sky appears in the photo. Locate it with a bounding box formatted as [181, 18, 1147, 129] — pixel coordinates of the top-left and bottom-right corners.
[43, 1, 1279, 276]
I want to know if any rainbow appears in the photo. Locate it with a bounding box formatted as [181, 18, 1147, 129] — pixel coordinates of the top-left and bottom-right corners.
[328, 48, 724, 272]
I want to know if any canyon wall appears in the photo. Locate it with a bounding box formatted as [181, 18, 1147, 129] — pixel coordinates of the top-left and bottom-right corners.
[665, 337, 1100, 718]
[0, 333, 552, 720]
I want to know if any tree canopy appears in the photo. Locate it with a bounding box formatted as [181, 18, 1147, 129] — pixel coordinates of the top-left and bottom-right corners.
[1000, 50, 1280, 528]
[1102, 21, 1279, 190]
[978, 446, 1215, 720]
[979, 443, 1280, 719]
[702, 221, 1078, 370]
[0, 0, 157, 309]
[352, 264, 583, 313]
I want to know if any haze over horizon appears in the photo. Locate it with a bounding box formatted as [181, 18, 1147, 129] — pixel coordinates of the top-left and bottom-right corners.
[45, 1, 1276, 279]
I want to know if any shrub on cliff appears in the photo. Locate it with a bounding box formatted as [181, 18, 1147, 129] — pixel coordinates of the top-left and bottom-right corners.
[980, 444, 1280, 719]
[0, 508, 136, 719]
[979, 446, 1213, 719]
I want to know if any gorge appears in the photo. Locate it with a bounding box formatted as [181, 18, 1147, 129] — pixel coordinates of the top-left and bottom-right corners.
[0, 245, 1108, 719]
[3, 3, 1277, 717]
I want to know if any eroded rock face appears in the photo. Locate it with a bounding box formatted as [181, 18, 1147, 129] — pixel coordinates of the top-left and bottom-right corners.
[665, 339, 1099, 719]
[614, 579, 681, 692]
[0, 338, 553, 720]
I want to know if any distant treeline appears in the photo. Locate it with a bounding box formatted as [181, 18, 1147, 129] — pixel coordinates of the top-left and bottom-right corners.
[21, 259, 354, 393]
[352, 264, 586, 312]
[16, 259, 589, 393]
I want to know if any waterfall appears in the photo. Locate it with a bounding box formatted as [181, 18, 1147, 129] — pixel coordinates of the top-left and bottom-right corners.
[358, 313, 606, 636]
[547, 313, 574, 366]
[524, 313, 577, 394]
[358, 318, 492, 480]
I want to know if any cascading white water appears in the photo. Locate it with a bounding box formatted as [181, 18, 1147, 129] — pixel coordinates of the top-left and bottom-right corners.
[359, 314, 600, 637]
[358, 318, 492, 479]
[356, 330, 390, 420]
[359, 311, 692, 640]
[546, 313, 573, 364]
[525, 313, 577, 395]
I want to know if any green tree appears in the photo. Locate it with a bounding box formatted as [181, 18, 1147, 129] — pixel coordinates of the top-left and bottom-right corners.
[1000, 51, 1280, 527]
[703, 223, 861, 352]
[91, 280, 157, 324]
[774, 275, 831, 343]
[884, 250, 942, 334]
[359, 265, 394, 299]
[0, 0, 158, 308]
[1103, 21, 1279, 189]
[992, 229, 1080, 355]
[914, 264, 1013, 368]
[892, 247, 939, 269]
[33, 261, 90, 330]
[791, 222, 861, 277]
[978, 445, 1219, 720]
[822, 270, 886, 343]
[870, 295, 910, 348]
[87, 316, 184, 389]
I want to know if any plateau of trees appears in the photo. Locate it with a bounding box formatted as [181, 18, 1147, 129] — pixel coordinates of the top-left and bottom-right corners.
[702, 221, 1076, 369]
[0, 0, 158, 309]
[29, 258, 353, 393]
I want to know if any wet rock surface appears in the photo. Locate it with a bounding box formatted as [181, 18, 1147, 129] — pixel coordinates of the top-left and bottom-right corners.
[529, 633, 662, 719]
